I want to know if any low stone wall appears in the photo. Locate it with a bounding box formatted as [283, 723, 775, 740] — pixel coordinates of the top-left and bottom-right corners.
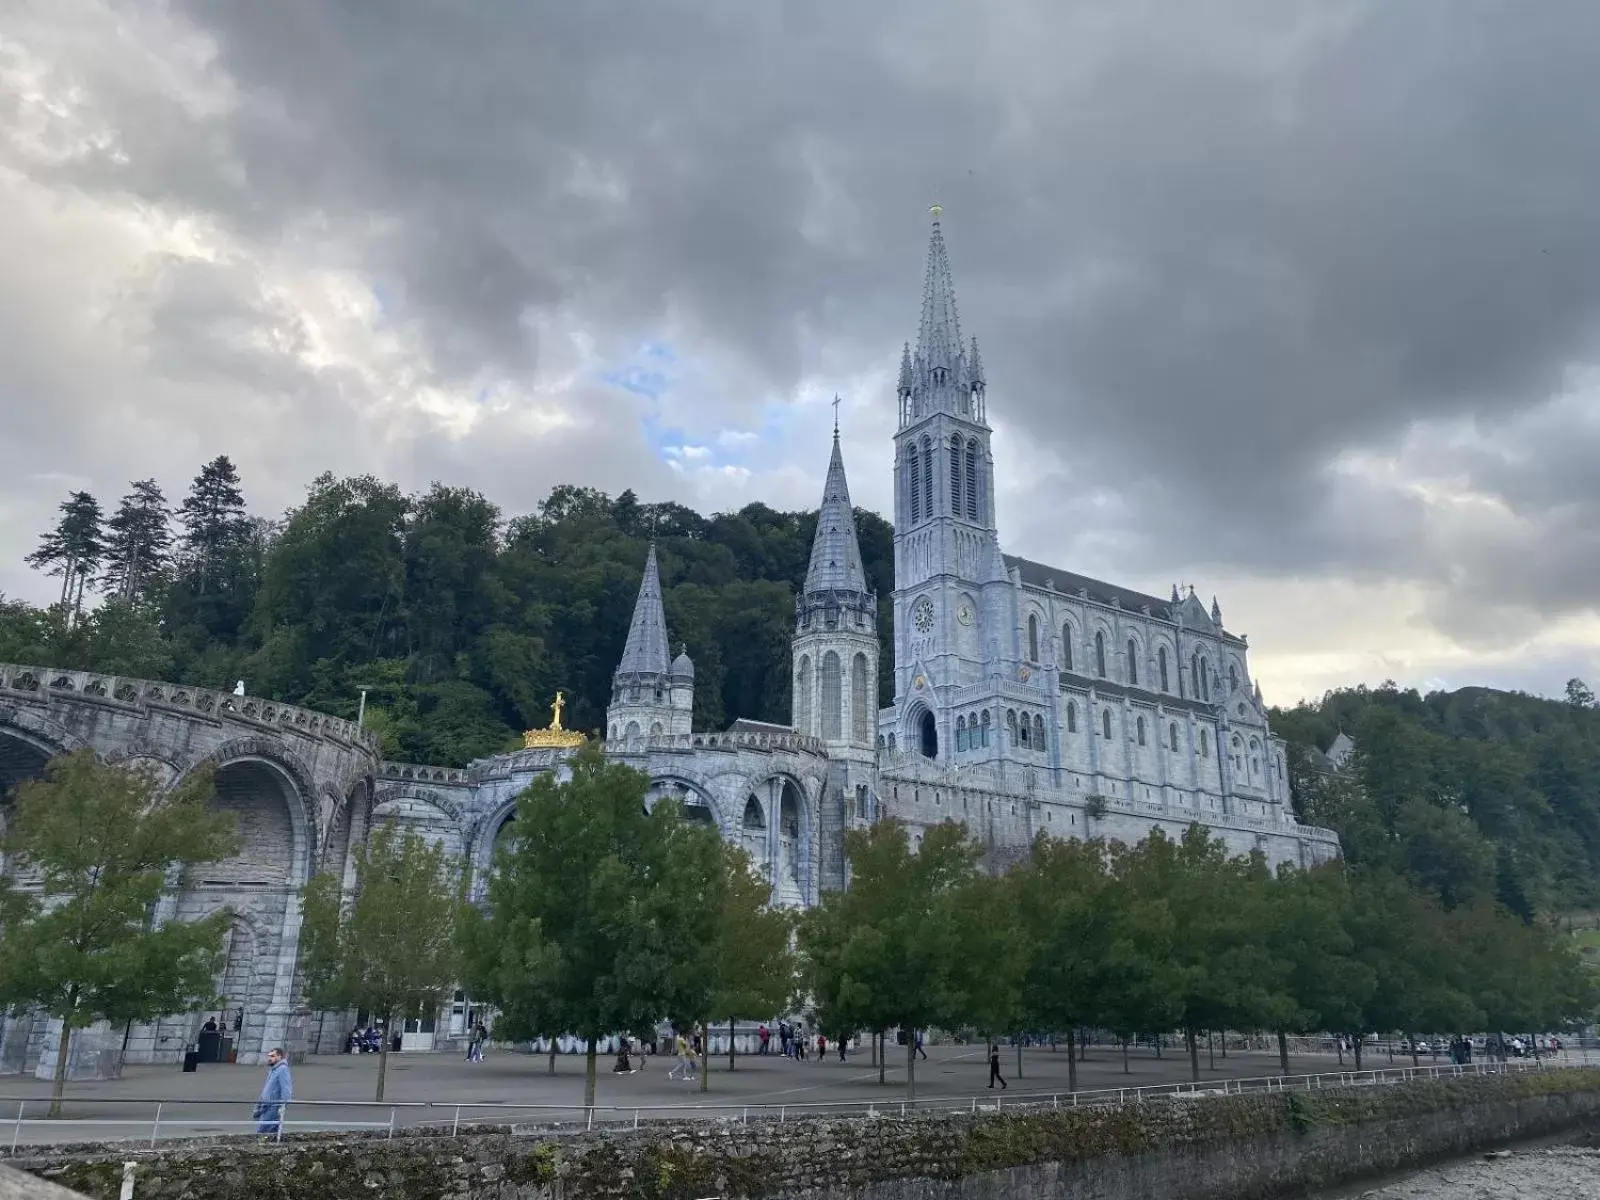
[12, 1069, 1600, 1200]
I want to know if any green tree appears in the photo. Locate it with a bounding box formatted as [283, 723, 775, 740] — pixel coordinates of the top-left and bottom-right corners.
[1263, 865, 1375, 1074]
[1565, 678, 1595, 709]
[0, 752, 237, 1114]
[102, 479, 173, 603]
[703, 849, 795, 1085]
[299, 824, 462, 1101]
[471, 744, 715, 1107]
[27, 491, 105, 624]
[799, 819, 987, 1100]
[177, 456, 249, 596]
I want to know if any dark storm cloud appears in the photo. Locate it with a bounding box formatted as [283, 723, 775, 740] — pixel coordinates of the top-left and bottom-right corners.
[10, 0, 1600, 663]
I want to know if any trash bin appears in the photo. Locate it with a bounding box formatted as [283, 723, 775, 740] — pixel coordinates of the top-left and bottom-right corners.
[182, 1050, 200, 1073]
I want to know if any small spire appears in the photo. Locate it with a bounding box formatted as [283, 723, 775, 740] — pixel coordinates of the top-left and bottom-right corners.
[968, 336, 984, 387]
[804, 435, 868, 594]
[616, 546, 672, 678]
[1170, 583, 1181, 603]
[1211, 595, 1222, 624]
[898, 342, 913, 396]
[831, 394, 842, 438]
[1254, 678, 1263, 703]
[917, 207, 963, 375]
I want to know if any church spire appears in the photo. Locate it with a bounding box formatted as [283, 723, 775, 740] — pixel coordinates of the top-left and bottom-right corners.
[616, 545, 671, 677]
[917, 204, 963, 376]
[804, 427, 868, 594]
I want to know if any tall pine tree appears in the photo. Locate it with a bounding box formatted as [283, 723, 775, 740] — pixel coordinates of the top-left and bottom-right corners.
[178, 456, 248, 595]
[103, 479, 173, 602]
[25, 491, 104, 625]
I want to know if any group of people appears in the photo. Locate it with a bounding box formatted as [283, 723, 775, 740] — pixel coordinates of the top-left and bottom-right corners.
[754, 1020, 851, 1062]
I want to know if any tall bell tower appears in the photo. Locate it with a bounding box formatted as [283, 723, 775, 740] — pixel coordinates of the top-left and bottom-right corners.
[889, 207, 1007, 760]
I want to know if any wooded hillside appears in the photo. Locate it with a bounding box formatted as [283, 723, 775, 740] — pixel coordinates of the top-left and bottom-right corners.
[1273, 681, 1600, 918]
[3, 459, 894, 767]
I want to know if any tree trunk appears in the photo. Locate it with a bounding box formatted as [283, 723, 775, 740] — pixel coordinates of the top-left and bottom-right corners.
[548, 1038, 557, 1075]
[1409, 1036, 1419, 1068]
[877, 1033, 886, 1085]
[1277, 1029, 1290, 1076]
[49, 1024, 73, 1117]
[584, 1036, 597, 1110]
[728, 1019, 736, 1073]
[905, 1032, 917, 1101]
[699, 1025, 709, 1093]
[1186, 1028, 1201, 1083]
[1207, 1030, 1215, 1070]
[1353, 1037, 1364, 1070]
[1015, 1039, 1023, 1079]
[1122, 1037, 1130, 1074]
[1155, 1034, 1162, 1059]
[375, 1021, 391, 1101]
[1079, 1030, 1087, 1061]
[1066, 1028, 1079, 1093]
[870, 1032, 877, 1068]
[1336, 1037, 1344, 1066]
[1220, 1033, 1227, 1059]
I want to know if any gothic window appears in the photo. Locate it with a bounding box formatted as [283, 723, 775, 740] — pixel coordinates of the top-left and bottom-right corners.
[1033, 714, 1045, 751]
[1127, 638, 1139, 686]
[980, 709, 991, 747]
[949, 434, 963, 516]
[1202, 660, 1210, 701]
[1230, 664, 1239, 692]
[742, 796, 765, 830]
[956, 715, 968, 752]
[908, 444, 921, 523]
[1095, 632, 1107, 677]
[1102, 709, 1113, 739]
[1019, 711, 1031, 747]
[1133, 716, 1143, 746]
[918, 709, 938, 759]
[821, 651, 842, 740]
[1027, 614, 1039, 662]
[1200, 729, 1209, 758]
[796, 655, 813, 735]
[851, 653, 870, 743]
[1067, 702, 1077, 733]
[888, 733, 896, 754]
[965, 440, 979, 519]
[921, 436, 934, 521]
[1006, 709, 1019, 746]
[1169, 722, 1179, 752]
[1159, 647, 1169, 692]
[1061, 623, 1074, 671]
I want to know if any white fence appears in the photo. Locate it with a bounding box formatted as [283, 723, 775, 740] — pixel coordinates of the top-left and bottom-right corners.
[0, 1057, 1564, 1151]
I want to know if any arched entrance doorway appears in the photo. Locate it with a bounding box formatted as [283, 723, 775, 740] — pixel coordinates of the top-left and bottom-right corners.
[177, 757, 308, 1063]
[918, 710, 938, 759]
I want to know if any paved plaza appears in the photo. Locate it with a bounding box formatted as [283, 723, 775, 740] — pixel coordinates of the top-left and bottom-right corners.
[0, 1038, 1530, 1148]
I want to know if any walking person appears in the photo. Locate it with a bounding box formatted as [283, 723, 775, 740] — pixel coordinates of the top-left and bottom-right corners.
[253, 1047, 293, 1137]
[914, 1030, 928, 1061]
[988, 1044, 1007, 1091]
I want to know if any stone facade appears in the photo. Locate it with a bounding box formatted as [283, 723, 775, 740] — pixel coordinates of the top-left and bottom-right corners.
[0, 666, 379, 1073]
[0, 210, 1338, 1067]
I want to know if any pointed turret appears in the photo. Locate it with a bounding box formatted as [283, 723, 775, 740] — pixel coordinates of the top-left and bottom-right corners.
[1171, 583, 1181, 603]
[607, 545, 691, 745]
[968, 336, 984, 389]
[917, 205, 964, 378]
[898, 342, 914, 397]
[618, 545, 671, 676]
[805, 432, 868, 594]
[1211, 595, 1223, 625]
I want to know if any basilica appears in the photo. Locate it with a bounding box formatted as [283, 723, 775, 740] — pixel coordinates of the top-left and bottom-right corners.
[0, 211, 1337, 1073]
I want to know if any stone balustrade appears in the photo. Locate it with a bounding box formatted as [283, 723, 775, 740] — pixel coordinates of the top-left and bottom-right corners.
[0, 663, 379, 752]
[616, 729, 828, 756]
[378, 761, 473, 786]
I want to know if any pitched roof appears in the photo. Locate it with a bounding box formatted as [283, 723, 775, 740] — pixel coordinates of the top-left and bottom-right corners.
[1003, 554, 1176, 619]
[615, 545, 671, 677]
[804, 433, 869, 594]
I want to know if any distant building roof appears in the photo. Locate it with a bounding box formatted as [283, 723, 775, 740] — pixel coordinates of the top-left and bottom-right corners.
[1003, 555, 1175, 619]
[727, 718, 794, 735]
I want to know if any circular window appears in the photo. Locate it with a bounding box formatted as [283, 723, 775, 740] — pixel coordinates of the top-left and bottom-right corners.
[913, 598, 935, 634]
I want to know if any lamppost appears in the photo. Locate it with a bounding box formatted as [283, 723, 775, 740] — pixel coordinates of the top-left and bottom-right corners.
[353, 684, 380, 728]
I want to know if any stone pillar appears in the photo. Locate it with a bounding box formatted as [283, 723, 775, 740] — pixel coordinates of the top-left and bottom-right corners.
[254, 891, 304, 1063]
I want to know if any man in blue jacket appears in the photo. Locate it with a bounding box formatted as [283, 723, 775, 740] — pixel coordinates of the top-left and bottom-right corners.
[254, 1047, 293, 1137]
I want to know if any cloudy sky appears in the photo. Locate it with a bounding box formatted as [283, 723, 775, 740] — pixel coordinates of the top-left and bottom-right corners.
[5, 0, 1600, 707]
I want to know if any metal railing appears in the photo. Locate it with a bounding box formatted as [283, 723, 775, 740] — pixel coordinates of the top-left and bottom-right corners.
[0, 1057, 1566, 1151]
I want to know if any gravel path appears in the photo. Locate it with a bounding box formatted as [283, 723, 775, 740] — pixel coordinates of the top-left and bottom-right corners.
[1342, 1147, 1600, 1198]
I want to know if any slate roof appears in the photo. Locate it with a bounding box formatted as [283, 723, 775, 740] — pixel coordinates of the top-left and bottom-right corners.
[615, 545, 671, 677]
[1003, 554, 1176, 619]
[804, 433, 869, 594]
